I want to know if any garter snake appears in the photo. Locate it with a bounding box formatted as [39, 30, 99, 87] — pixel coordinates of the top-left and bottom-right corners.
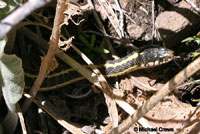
[24, 47, 174, 91]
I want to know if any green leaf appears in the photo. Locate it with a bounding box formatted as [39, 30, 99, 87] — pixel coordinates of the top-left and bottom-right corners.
[194, 98, 200, 102]
[93, 47, 110, 54]
[195, 39, 200, 45]
[191, 52, 200, 60]
[63, 27, 71, 38]
[13, 0, 22, 5]
[90, 34, 96, 48]
[182, 36, 200, 43]
[82, 48, 91, 54]
[82, 48, 94, 60]
[0, 0, 22, 20]
[87, 53, 94, 60]
[79, 34, 91, 48]
[0, 37, 24, 112]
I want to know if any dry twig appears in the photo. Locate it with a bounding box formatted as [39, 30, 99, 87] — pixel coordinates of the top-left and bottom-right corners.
[96, 0, 122, 38]
[151, 0, 156, 39]
[22, 0, 66, 112]
[22, 26, 154, 131]
[23, 92, 84, 134]
[71, 44, 119, 128]
[177, 102, 200, 133]
[0, 0, 54, 39]
[16, 104, 27, 134]
[113, 0, 124, 37]
[185, 0, 200, 14]
[87, 0, 116, 55]
[110, 57, 200, 134]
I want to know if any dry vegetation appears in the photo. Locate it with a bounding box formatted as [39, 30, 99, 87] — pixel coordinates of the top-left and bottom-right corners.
[0, 0, 200, 134]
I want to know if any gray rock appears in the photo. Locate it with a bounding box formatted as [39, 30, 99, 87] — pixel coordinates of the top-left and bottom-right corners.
[155, 1, 200, 47]
[127, 24, 144, 40]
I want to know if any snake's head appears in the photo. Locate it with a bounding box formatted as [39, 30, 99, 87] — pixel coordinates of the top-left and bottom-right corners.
[140, 47, 174, 67]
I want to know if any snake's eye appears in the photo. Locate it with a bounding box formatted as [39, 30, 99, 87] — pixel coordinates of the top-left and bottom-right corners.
[157, 48, 174, 59]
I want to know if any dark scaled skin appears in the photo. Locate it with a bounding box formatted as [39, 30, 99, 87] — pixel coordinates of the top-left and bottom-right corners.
[104, 47, 174, 76]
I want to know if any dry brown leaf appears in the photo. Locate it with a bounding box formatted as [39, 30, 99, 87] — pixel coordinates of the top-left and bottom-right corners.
[145, 95, 196, 134]
[59, 36, 73, 51]
[64, 3, 84, 26]
[130, 76, 161, 91]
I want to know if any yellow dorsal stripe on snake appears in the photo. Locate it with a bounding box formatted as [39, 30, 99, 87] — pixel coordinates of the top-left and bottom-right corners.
[24, 47, 174, 91]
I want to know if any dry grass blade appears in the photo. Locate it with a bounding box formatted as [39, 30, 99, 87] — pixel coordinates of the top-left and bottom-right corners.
[114, 100, 157, 134]
[22, 0, 66, 112]
[21, 27, 154, 130]
[110, 57, 200, 134]
[0, 0, 54, 39]
[185, 0, 200, 13]
[96, 0, 122, 38]
[71, 45, 119, 128]
[56, 45, 154, 130]
[177, 102, 200, 133]
[16, 104, 27, 134]
[20, 27, 101, 90]
[113, 0, 124, 37]
[23, 92, 84, 134]
[87, 0, 116, 55]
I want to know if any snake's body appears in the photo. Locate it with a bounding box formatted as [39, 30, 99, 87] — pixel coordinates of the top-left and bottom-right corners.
[24, 47, 174, 91]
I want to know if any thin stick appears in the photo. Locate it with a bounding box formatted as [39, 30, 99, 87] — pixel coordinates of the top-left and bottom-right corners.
[177, 102, 200, 133]
[23, 92, 84, 134]
[185, 0, 200, 14]
[22, 0, 65, 112]
[110, 56, 200, 134]
[22, 27, 154, 130]
[87, 0, 116, 55]
[114, 0, 124, 37]
[96, 0, 122, 38]
[0, 0, 54, 39]
[71, 45, 119, 128]
[16, 104, 27, 134]
[151, 0, 155, 39]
